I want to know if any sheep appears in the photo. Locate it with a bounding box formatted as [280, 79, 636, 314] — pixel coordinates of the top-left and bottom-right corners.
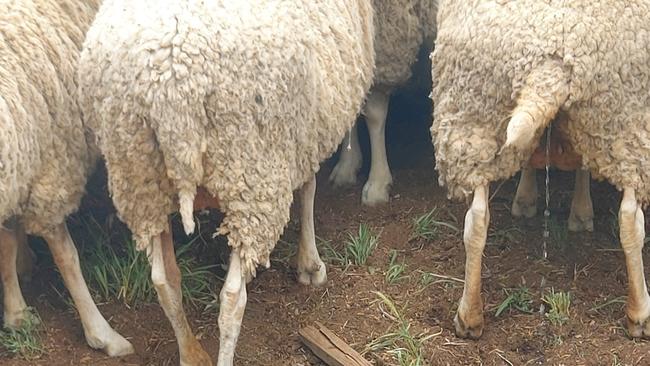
[430, 0, 650, 339]
[0, 0, 133, 356]
[329, 0, 438, 206]
[78, 0, 375, 364]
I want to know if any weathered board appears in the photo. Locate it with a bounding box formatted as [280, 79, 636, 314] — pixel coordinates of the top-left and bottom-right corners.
[299, 322, 372, 366]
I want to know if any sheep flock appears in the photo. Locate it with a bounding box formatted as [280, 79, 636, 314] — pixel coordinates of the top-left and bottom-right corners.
[1, 0, 649, 365]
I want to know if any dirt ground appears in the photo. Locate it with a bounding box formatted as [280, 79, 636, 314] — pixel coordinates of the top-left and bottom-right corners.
[3, 89, 650, 366]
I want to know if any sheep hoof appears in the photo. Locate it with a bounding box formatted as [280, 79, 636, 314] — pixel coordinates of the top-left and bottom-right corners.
[86, 328, 135, 357]
[3, 307, 38, 330]
[568, 213, 594, 232]
[297, 259, 327, 287]
[511, 200, 537, 218]
[625, 310, 650, 339]
[361, 180, 391, 206]
[329, 159, 361, 187]
[454, 310, 484, 340]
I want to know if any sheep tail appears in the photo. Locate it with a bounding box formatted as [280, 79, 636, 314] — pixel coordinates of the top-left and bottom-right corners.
[178, 187, 196, 235]
[504, 60, 570, 151]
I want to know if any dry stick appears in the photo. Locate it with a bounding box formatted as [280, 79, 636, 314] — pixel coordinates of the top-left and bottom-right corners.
[299, 322, 371, 366]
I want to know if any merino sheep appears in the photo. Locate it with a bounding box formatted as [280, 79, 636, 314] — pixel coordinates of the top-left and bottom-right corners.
[431, 0, 650, 339]
[78, 0, 375, 364]
[0, 0, 133, 356]
[329, 0, 438, 205]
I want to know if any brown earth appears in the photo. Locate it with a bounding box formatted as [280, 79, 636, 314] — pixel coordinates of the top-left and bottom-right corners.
[2, 90, 650, 366]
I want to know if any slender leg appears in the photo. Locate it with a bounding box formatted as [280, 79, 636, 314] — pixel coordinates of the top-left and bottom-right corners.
[42, 223, 133, 356]
[619, 188, 650, 337]
[568, 169, 594, 232]
[148, 227, 212, 365]
[217, 251, 247, 366]
[362, 90, 392, 206]
[512, 166, 537, 218]
[455, 185, 490, 339]
[329, 122, 362, 187]
[0, 224, 29, 328]
[14, 222, 34, 282]
[296, 176, 327, 286]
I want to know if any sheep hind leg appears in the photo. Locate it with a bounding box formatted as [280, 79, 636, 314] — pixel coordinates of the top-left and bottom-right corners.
[568, 169, 593, 232]
[455, 184, 490, 339]
[217, 251, 247, 366]
[329, 122, 362, 187]
[512, 166, 537, 218]
[148, 228, 212, 366]
[362, 89, 392, 206]
[619, 188, 650, 338]
[0, 222, 29, 328]
[42, 223, 133, 356]
[296, 175, 327, 286]
[14, 222, 34, 282]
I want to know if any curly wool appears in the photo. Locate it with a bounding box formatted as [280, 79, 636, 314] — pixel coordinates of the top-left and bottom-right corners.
[373, 0, 438, 89]
[0, 0, 99, 236]
[79, 0, 375, 278]
[431, 0, 650, 203]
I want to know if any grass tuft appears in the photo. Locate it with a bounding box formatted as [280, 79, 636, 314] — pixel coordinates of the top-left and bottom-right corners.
[318, 236, 349, 267]
[385, 251, 407, 284]
[0, 308, 44, 359]
[494, 287, 534, 317]
[78, 217, 217, 307]
[366, 292, 436, 366]
[542, 289, 571, 326]
[409, 208, 459, 242]
[345, 224, 379, 266]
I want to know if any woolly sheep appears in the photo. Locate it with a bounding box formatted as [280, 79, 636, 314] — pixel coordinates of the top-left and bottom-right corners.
[0, 0, 133, 356]
[329, 0, 438, 205]
[78, 0, 375, 364]
[431, 0, 650, 339]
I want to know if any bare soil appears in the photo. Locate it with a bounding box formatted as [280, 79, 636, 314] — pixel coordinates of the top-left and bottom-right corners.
[2, 90, 650, 366]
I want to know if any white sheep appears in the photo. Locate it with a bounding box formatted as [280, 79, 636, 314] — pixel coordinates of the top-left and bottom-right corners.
[78, 0, 375, 364]
[329, 0, 438, 205]
[0, 0, 133, 356]
[431, 0, 650, 339]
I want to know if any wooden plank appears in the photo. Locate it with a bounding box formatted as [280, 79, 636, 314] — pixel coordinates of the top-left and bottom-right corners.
[299, 322, 371, 366]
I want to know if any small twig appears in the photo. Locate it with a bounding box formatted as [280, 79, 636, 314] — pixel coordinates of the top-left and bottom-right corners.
[490, 349, 514, 366]
[420, 272, 465, 283]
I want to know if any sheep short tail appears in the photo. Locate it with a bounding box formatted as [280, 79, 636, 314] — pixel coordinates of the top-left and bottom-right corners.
[178, 189, 196, 235]
[504, 60, 570, 151]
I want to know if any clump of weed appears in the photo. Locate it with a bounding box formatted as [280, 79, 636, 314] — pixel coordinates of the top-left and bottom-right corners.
[0, 308, 44, 359]
[542, 289, 571, 326]
[366, 292, 436, 366]
[494, 286, 534, 317]
[345, 224, 380, 266]
[78, 217, 217, 307]
[385, 251, 407, 284]
[409, 208, 459, 242]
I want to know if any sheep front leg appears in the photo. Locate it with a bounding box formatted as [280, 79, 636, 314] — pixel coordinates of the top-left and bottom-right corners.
[619, 188, 650, 337]
[512, 166, 537, 218]
[148, 228, 212, 366]
[217, 251, 247, 366]
[329, 122, 362, 187]
[0, 223, 29, 328]
[362, 89, 392, 206]
[42, 223, 134, 356]
[296, 175, 327, 286]
[455, 184, 489, 339]
[568, 169, 593, 232]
